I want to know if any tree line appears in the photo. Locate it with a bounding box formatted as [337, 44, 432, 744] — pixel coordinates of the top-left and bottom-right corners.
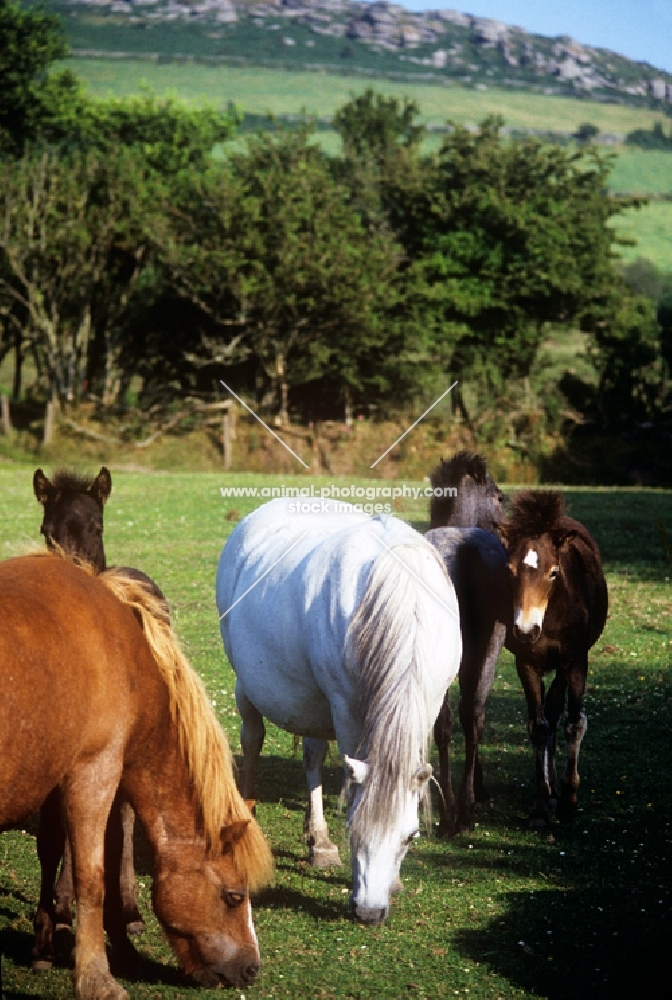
[1, 1, 671, 480]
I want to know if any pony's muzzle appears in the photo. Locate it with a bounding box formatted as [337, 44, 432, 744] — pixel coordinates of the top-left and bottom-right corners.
[513, 622, 541, 643]
[350, 896, 388, 926]
[191, 959, 260, 988]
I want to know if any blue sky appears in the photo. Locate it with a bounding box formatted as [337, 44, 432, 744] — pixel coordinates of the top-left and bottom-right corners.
[400, 1, 672, 73]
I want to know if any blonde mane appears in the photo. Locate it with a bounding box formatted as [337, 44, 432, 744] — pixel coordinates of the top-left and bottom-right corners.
[99, 568, 273, 890]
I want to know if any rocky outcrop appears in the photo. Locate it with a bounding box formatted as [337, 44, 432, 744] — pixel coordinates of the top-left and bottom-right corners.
[64, 0, 672, 102]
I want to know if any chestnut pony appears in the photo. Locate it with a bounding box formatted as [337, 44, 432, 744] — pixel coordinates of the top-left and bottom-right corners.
[504, 491, 608, 827]
[32, 466, 166, 947]
[0, 553, 273, 1000]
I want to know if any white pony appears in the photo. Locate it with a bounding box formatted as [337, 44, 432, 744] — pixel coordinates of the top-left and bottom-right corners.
[216, 497, 461, 925]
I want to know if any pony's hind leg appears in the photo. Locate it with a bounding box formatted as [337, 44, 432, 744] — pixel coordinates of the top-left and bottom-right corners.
[33, 788, 66, 972]
[236, 684, 265, 801]
[303, 738, 342, 867]
[544, 672, 567, 812]
[433, 695, 457, 836]
[558, 662, 587, 822]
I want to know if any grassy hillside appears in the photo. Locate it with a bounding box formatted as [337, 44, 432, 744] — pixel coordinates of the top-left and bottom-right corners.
[67, 57, 672, 137]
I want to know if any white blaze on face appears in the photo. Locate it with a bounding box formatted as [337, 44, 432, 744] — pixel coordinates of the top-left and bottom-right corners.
[523, 548, 539, 570]
[515, 547, 545, 633]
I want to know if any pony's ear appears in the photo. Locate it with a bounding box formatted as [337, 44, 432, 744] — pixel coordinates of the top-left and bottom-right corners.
[33, 469, 54, 506]
[412, 763, 433, 791]
[553, 527, 578, 549]
[344, 755, 369, 786]
[220, 819, 250, 854]
[90, 467, 112, 507]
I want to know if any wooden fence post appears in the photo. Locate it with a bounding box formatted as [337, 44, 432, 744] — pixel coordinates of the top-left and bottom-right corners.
[44, 399, 55, 446]
[0, 395, 11, 436]
[223, 410, 232, 470]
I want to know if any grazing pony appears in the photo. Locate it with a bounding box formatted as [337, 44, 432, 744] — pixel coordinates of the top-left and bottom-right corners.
[216, 497, 461, 925]
[503, 491, 608, 827]
[425, 451, 509, 834]
[32, 466, 166, 945]
[0, 554, 274, 1000]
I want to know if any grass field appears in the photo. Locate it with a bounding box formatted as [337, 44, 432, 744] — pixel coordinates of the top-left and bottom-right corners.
[1, 467, 671, 999]
[65, 58, 672, 138]
[611, 201, 672, 268]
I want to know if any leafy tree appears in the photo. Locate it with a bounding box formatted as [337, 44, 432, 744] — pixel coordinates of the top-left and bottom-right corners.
[0, 0, 66, 153]
[0, 147, 155, 405]
[588, 290, 663, 429]
[393, 117, 633, 420]
[333, 88, 426, 229]
[573, 122, 600, 144]
[149, 127, 405, 420]
[40, 86, 239, 173]
[333, 88, 425, 165]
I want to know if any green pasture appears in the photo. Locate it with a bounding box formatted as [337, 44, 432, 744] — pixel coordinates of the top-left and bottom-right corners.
[65, 58, 671, 138]
[611, 201, 672, 268]
[1, 468, 671, 999]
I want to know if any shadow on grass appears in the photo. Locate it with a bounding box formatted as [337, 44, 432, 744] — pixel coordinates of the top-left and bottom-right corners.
[456, 884, 670, 1000]
[254, 883, 345, 922]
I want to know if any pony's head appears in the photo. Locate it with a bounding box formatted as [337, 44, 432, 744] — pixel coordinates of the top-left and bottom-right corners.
[345, 756, 432, 925]
[429, 451, 504, 531]
[504, 491, 572, 643]
[153, 817, 268, 988]
[33, 467, 111, 572]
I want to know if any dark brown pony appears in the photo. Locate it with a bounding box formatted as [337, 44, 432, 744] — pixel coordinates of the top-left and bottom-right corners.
[429, 450, 504, 532]
[33, 466, 163, 945]
[503, 491, 608, 827]
[0, 554, 274, 999]
[425, 451, 510, 834]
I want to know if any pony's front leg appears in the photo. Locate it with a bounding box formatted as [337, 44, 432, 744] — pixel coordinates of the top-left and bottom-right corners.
[236, 685, 265, 801]
[558, 662, 587, 822]
[119, 799, 144, 935]
[303, 738, 342, 867]
[64, 764, 128, 1000]
[33, 788, 66, 971]
[517, 659, 553, 829]
[544, 672, 567, 812]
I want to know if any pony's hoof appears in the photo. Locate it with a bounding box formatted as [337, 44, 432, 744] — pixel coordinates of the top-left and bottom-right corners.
[54, 925, 75, 967]
[125, 919, 145, 937]
[309, 844, 342, 867]
[390, 877, 404, 896]
[32, 958, 54, 973]
[528, 805, 551, 830]
[557, 787, 578, 824]
[74, 957, 129, 1000]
